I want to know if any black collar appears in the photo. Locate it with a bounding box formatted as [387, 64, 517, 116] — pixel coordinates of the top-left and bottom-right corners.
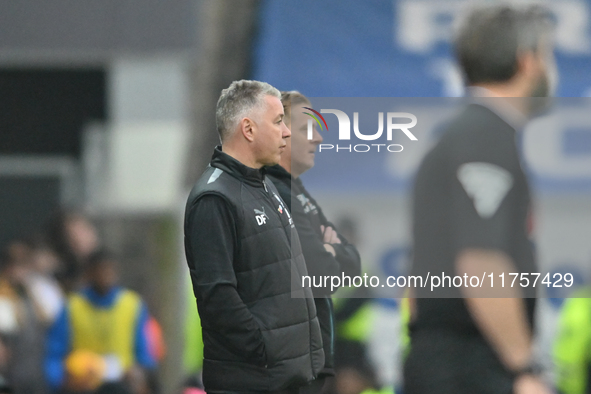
[210, 146, 267, 187]
[267, 164, 290, 181]
[267, 164, 305, 189]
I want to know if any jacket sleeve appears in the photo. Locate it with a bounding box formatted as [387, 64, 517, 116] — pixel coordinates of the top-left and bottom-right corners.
[313, 197, 362, 279]
[185, 194, 266, 365]
[45, 305, 70, 389]
[286, 191, 361, 296]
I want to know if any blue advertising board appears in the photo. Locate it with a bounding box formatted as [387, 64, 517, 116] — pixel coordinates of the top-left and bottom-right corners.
[253, 0, 591, 193]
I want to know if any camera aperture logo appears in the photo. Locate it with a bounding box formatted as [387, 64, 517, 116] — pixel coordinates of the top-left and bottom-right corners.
[304, 108, 417, 153]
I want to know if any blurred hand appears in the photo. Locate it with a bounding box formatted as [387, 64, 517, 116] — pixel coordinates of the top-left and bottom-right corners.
[65, 368, 103, 392]
[513, 375, 553, 394]
[321, 225, 341, 245]
[323, 243, 336, 257]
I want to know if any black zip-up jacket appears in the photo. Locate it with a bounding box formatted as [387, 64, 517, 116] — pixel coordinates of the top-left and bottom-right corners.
[184, 147, 325, 393]
[267, 164, 361, 377]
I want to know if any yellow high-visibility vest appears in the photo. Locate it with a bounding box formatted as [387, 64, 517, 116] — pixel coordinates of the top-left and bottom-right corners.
[554, 288, 591, 394]
[69, 290, 142, 370]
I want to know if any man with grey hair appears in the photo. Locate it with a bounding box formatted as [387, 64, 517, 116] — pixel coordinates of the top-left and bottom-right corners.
[184, 80, 324, 394]
[405, 5, 555, 394]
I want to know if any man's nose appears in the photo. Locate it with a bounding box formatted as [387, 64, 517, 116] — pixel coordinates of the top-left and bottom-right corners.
[312, 127, 323, 144]
[282, 122, 291, 138]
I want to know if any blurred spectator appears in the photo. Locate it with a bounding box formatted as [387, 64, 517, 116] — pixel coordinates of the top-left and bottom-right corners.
[182, 275, 204, 390]
[553, 286, 591, 394]
[45, 210, 100, 293]
[329, 217, 380, 394]
[26, 236, 65, 324]
[333, 216, 378, 394]
[331, 294, 379, 394]
[0, 374, 11, 394]
[45, 249, 157, 393]
[0, 239, 49, 393]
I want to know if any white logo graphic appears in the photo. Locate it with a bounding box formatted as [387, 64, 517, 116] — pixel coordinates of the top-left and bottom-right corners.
[254, 207, 268, 226]
[297, 194, 317, 214]
[273, 193, 294, 228]
[207, 168, 223, 184]
[457, 162, 513, 219]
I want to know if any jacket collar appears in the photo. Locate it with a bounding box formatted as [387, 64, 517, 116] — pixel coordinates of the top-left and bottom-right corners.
[267, 164, 305, 189]
[81, 286, 122, 308]
[467, 87, 527, 132]
[267, 164, 290, 181]
[210, 146, 267, 187]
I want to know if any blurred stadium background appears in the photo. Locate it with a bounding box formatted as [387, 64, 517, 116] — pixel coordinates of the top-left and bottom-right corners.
[1, 0, 590, 393]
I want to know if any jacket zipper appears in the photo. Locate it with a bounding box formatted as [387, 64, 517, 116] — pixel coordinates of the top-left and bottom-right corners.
[263, 177, 318, 377]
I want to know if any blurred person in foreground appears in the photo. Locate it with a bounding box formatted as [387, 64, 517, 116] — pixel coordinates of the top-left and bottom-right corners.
[0, 240, 49, 394]
[45, 250, 157, 394]
[405, 5, 556, 394]
[267, 91, 362, 394]
[45, 210, 100, 294]
[184, 80, 324, 394]
[330, 218, 382, 394]
[21, 236, 65, 325]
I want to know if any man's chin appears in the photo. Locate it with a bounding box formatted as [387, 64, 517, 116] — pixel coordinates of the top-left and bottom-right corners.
[264, 156, 280, 167]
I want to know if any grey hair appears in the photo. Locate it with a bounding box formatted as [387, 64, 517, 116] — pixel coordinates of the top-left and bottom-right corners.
[454, 4, 554, 85]
[215, 80, 281, 141]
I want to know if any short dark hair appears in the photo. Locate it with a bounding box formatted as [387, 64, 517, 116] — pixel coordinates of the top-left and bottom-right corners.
[454, 5, 553, 85]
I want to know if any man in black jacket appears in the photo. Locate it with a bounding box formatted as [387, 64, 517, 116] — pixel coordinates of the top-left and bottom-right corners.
[267, 91, 361, 394]
[405, 5, 556, 394]
[184, 80, 324, 394]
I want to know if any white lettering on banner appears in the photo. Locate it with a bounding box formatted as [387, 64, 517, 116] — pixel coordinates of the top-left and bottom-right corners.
[524, 112, 591, 178]
[550, 2, 591, 54]
[428, 57, 465, 97]
[396, 0, 463, 53]
[395, 0, 591, 55]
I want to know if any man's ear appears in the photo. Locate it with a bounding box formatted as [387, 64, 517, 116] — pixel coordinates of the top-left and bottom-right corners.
[516, 50, 539, 81]
[240, 117, 256, 142]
